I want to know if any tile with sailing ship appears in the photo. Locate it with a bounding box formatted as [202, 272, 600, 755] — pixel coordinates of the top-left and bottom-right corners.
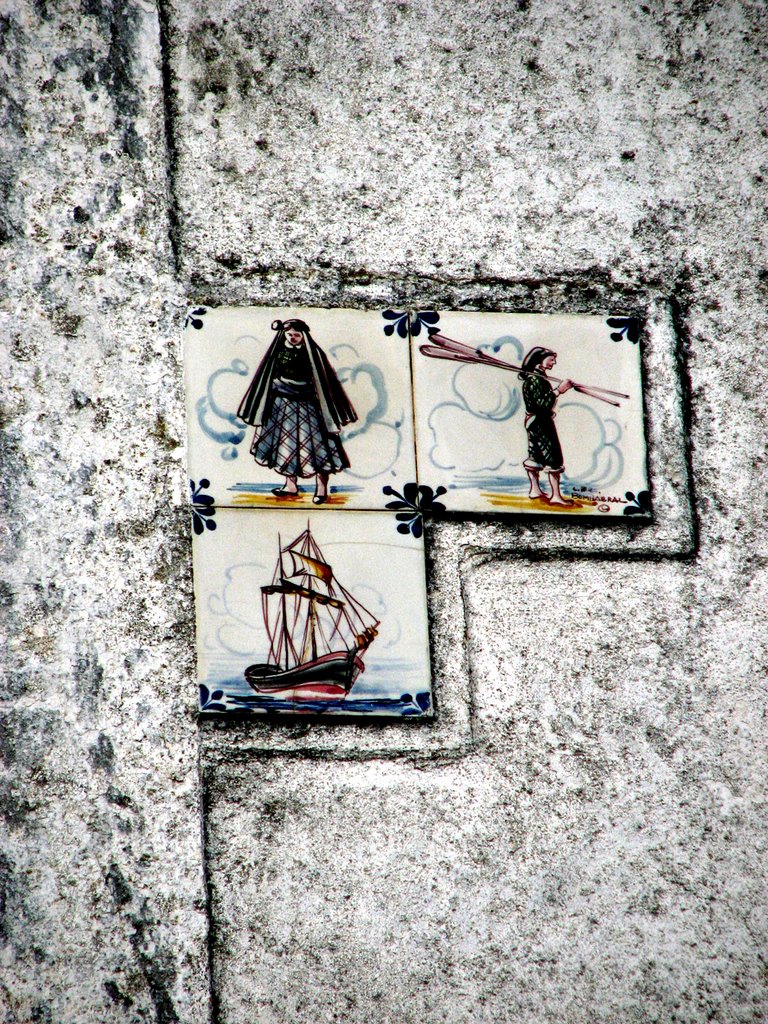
[184, 306, 417, 512]
[411, 310, 650, 517]
[192, 507, 433, 718]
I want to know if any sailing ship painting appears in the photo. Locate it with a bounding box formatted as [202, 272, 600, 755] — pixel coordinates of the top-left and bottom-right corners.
[244, 524, 379, 701]
[192, 508, 433, 717]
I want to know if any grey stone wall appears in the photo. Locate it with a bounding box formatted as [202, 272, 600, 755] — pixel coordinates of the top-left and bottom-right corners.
[1, 4, 208, 1021]
[2, 2, 767, 1023]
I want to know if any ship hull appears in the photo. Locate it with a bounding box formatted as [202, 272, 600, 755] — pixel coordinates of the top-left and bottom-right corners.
[244, 650, 366, 701]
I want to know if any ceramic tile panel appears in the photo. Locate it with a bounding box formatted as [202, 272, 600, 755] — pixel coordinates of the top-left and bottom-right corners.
[184, 306, 417, 512]
[192, 507, 433, 719]
[411, 310, 650, 517]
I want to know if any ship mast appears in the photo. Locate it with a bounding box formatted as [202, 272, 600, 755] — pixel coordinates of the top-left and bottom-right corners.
[278, 533, 290, 671]
[307, 588, 318, 661]
[261, 522, 381, 671]
[301, 522, 319, 664]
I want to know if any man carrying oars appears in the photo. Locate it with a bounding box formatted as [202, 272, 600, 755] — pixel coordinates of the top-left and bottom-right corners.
[419, 332, 630, 507]
[518, 346, 574, 505]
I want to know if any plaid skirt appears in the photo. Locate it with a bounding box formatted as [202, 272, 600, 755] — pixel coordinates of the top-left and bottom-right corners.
[251, 385, 348, 477]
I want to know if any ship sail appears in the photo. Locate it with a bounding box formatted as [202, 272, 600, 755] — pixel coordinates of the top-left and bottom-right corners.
[260, 525, 379, 674]
[287, 550, 332, 584]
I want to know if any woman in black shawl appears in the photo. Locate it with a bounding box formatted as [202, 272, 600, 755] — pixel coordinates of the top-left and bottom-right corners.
[237, 319, 357, 504]
[519, 346, 574, 506]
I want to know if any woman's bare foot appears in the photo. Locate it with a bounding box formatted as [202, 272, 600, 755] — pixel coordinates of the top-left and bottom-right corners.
[314, 472, 329, 502]
[273, 474, 299, 496]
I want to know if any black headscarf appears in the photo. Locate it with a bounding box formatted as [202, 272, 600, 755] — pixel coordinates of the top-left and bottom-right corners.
[237, 319, 357, 431]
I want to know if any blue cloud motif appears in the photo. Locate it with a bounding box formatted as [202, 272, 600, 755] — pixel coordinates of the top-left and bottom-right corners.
[428, 335, 525, 472]
[341, 364, 388, 440]
[428, 402, 508, 472]
[558, 402, 624, 488]
[330, 346, 404, 481]
[195, 359, 250, 460]
[451, 336, 524, 420]
[208, 561, 267, 657]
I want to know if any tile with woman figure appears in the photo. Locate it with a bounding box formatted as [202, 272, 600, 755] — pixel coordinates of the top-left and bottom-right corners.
[193, 507, 433, 718]
[184, 306, 417, 511]
[410, 309, 650, 517]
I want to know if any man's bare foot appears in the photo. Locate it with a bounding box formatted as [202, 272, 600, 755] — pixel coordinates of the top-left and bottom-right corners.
[526, 468, 544, 499]
[547, 472, 572, 505]
[548, 471, 573, 503]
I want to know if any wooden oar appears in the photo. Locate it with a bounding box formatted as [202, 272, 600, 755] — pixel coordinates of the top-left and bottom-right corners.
[427, 333, 630, 399]
[569, 386, 621, 408]
[421, 333, 630, 404]
[420, 344, 621, 406]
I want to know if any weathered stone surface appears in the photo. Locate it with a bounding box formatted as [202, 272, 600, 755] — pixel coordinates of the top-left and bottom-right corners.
[204, 558, 768, 1024]
[208, 707, 768, 1024]
[0, 3, 208, 1022]
[165, 0, 764, 308]
[4, 0, 768, 1022]
[173, 0, 768, 1021]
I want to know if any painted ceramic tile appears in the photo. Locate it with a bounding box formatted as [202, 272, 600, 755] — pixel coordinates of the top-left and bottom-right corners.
[192, 507, 433, 718]
[411, 310, 650, 517]
[184, 306, 417, 511]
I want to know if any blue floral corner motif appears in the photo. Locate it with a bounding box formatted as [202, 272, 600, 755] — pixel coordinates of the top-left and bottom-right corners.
[623, 489, 651, 516]
[410, 310, 440, 337]
[383, 482, 447, 537]
[200, 684, 226, 712]
[190, 478, 217, 535]
[400, 691, 432, 716]
[382, 309, 409, 338]
[185, 306, 208, 330]
[382, 310, 441, 339]
[606, 316, 640, 344]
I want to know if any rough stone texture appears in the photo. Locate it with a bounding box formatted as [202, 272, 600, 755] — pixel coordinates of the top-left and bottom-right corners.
[166, 0, 765, 313]
[165, 0, 767, 1021]
[0, 3, 209, 1022]
[3, 0, 768, 1022]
